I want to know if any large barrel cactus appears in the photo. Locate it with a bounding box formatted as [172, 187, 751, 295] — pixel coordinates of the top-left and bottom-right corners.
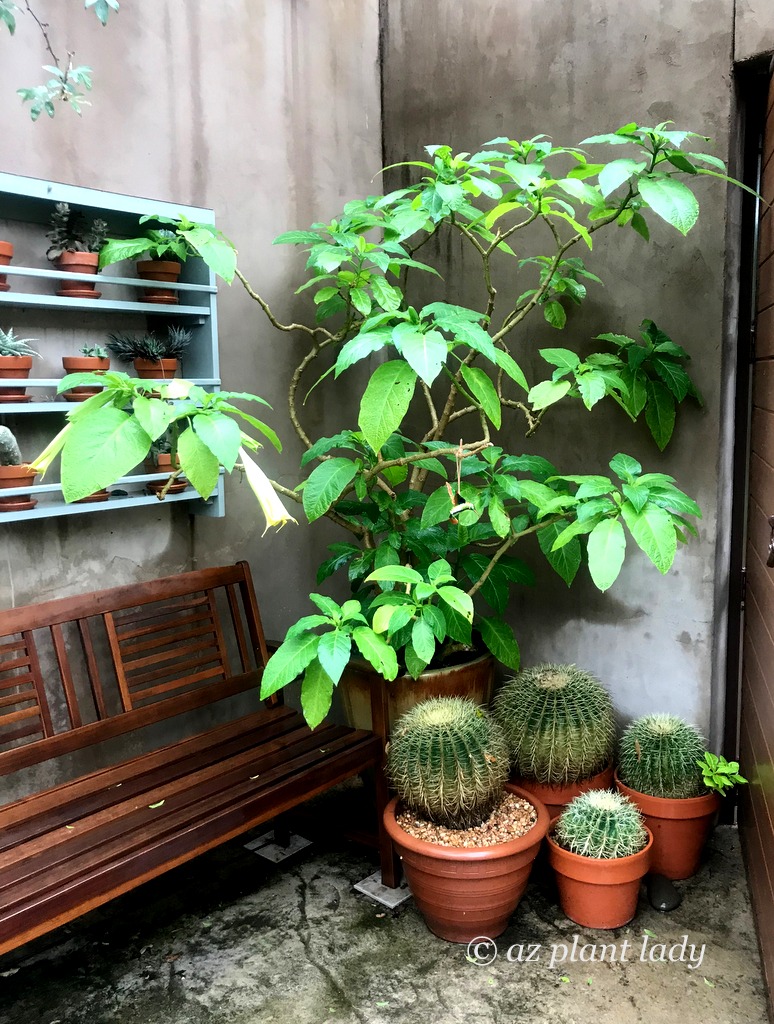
[491, 664, 615, 785]
[555, 789, 648, 859]
[0, 426, 22, 467]
[618, 713, 706, 799]
[387, 697, 510, 829]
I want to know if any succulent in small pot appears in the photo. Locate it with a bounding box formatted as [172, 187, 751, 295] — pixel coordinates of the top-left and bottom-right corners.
[0, 240, 14, 292]
[382, 696, 549, 942]
[106, 327, 191, 380]
[0, 425, 37, 511]
[61, 344, 110, 401]
[46, 202, 108, 299]
[490, 663, 616, 817]
[547, 789, 651, 929]
[615, 713, 730, 879]
[0, 328, 40, 403]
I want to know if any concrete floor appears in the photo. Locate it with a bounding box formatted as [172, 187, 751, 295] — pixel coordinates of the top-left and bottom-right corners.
[0, 790, 769, 1024]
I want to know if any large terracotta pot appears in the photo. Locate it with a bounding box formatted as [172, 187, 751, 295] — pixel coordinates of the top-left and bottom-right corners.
[54, 252, 101, 299]
[383, 783, 549, 942]
[547, 826, 652, 929]
[61, 355, 110, 401]
[0, 464, 37, 511]
[136, 259, 181, 304]
[0, 240, 13, 292]
[515, 764, 614, 821]
[0, 355, 33, 402]
[614, 771, 720, 880]
[340, 651, 495, 734]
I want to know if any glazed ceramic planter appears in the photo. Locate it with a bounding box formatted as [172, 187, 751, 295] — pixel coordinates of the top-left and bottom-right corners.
[614, 772, 721, 880]
[514, 764, 614, 820]
[0, 464, 37, 511]
[0, 355, 33, 402]
[54, 252, 101, 298]
[383, 783, 549, 943]
[547, 826, 652, 929]
[0, 240, 13, 292]
[61, 355, 110, 401]
[340, 651, 494, 734]
[136, 259, 181, 304]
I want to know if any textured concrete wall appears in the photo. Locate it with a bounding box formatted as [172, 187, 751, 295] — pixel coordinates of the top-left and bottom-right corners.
[382, 0, 740, 738]
[736, 0, 774, 62]
[0, 0, 381, 649]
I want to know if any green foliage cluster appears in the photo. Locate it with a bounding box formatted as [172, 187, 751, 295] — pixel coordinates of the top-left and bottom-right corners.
[78, 343, 108, 359]
[0, 327, 39, 357]
[618, 713, 706, 799]
[555, 789, 648, 859]
[106, 327, 192, 363]
[386, 697, 510, 829]
[0, 425, 22, 467]
[99, 214, 237, 282]
[697, 752, 747, 797]
[46, 203, 108, 260]
[491, 664, 615, 784]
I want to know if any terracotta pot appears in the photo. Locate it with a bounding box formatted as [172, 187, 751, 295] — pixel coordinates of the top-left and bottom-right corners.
[515, 764, 615, 821]
[0, 355, 33, 402]
[383, 783, 549, 943]
[614, 771, 721, 880]
[0, 240, 13, 292]
[136, 259, 182, 304]
[145, 453, 188, 494]
[340, 652, 495, 734]
[0, 464, 37, 511]
[133, 358, 179, 381]
[61, 355, 110, 401]
[547, 826, 652, 929]
[74, 489, 110, 504]
[54, 252, 101, 299]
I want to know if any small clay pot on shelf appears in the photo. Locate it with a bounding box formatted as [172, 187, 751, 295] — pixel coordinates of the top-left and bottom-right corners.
[54, 252, 101, 299]
[61, 355, 110, 401]
[0, 241, 14, 292]
[0, 464, 37, 511]
[136, 260, 182, 304]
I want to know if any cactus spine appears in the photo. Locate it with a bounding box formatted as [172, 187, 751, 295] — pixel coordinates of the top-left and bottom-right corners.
[491, 664, 615, 785]
[618, 713, 706, 799]
[555, 789, 648, 859]
[387, 697, 510, 829]
[0, 426, 22, 467]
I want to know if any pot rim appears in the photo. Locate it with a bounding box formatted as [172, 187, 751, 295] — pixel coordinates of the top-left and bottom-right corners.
[0, 464, 36, 479]
[55, 251, 100, 266]
[0, 240, 13, 256]
[136, 259, 182, 272]
[614, 770, 722, 819]
[349, 649, 493, 685]
[383, 782, 550, 862]
[62, 356, 110, 368]
[0, 355, 33, 367]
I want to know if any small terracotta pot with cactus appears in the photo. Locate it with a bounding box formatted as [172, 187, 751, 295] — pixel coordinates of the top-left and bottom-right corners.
[382, 696, 549, 943]
[61, 343, 110, 401]
[491, 664, 617, 818]
[0, 426, 37, 511]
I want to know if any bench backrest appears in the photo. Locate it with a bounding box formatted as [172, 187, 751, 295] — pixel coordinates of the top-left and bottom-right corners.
[0, 561, 271, 775]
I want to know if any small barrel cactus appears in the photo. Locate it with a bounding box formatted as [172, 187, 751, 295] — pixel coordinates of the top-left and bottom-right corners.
[555, 789, 648, 859]
[387, 697, 510, 829]
[491, 664, 615, 785]
[0, 426, 22, 467]
[618, 713, 706, 799]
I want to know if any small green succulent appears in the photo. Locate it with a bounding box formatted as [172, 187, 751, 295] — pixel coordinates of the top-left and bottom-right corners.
[0, 327, 39, 358]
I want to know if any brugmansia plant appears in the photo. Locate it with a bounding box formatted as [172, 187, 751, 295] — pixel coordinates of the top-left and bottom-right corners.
[41, 121, 750, 728]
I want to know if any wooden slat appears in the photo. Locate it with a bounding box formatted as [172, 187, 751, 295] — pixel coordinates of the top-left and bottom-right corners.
[129, 665, 225, 703]
[50, 623, 82, 730]
[0, 638, 25, 657]
[756, 303, 774, 360]
[116, 606, 213, 644]
[0, 723, 43, 747]
[206, 587, 231, 677]
[227, 584, 252, 673]
[104, 611, 134, 712]
[120, 620, 217, 658]
[0, 689, 36, 711]
[0, 671, 35, 692]
[0, 706, 41, 728]
[123, 638, 220, 675]
[78, 618, 108, 721]
[0, 654, 31, 674]
[752, 361, 774, 414]
[22, 631, 52, 737]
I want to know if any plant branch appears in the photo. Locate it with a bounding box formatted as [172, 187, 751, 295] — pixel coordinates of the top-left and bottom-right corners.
[466, 516, 563, 597]
[235, 268, 334, 340]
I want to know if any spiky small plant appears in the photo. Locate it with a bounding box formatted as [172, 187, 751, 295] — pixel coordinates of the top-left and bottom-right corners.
[79, 343, 108, 359]
[491, 664, 615, 785]
[0, 327, 39, 358]
[0, 426, 22, 467]
[106, 326, 191, 362]
[387, 697, 510, 829]
[555, 789, 648, 859]
[618, 713, 706, 799]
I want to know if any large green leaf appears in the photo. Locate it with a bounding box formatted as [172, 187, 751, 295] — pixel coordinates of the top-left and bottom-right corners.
[358, 360, 417, 453]
[622, 502, 677, 574]
[367, 564, 423, 585]
[302, 458, 359, 522]
[393, 324, 447, 385]
[300, 660, 335, 730]
[61, 408, 152, 502]
[411, 618, 436, 664]
[528, 379, 571, 410]
[438, 586, 474, 621]
[586, 518, 626, 591]
[193, 413, 242, 472]
[598, 159, 646, 197]
[261, 633, 321, 698]
[493, 349, 529, 392]
[460, 366, 501, 428]
[317, 630, 352, 686]
[538, 520, 582, 585]
[132, 396, 177, 441]
[478, 616, 520, 670]
[335, 328, 392, 375]
[645, 379, 676, 451]
[352, 626, 399, 679]
[177, 426, 220, 498]
[421, 485, 453, 529]
[638, 175, 699, 236]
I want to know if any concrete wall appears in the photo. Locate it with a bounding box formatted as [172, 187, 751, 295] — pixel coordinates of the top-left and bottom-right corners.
[381, 0, 751, 740]
[0, 0, 381, 651]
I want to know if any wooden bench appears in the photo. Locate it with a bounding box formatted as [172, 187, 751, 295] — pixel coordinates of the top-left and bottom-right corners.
[0, 561, 396, 957]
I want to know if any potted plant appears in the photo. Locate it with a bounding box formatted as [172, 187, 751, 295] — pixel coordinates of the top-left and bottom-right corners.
[614, 713, 745, 879]
[106, 327, 191, 379]
[490, 664, 616, 817]
[0, 239, 13, 292]
[382, 695, 550, 942]
[145, 433, 188, 495]
[0, 426, 37, 511]
[547, 789, 652, 929]
[0, 328, 39, 403]
[61, 344, 110, 401]
[46, 202, 108, 299]
[99, 214, 237, 304]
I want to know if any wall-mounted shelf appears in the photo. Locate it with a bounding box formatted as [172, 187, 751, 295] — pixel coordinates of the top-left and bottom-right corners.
[0, 173, 225, 522]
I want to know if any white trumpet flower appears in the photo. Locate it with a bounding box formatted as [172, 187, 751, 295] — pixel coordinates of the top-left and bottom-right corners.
[238, 446, 298, 535]
[28, 424, 72, 476]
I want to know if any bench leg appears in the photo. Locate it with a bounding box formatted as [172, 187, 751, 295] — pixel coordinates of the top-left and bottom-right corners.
[374, 759, 402, 888]
[273, 816, 291, 848]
